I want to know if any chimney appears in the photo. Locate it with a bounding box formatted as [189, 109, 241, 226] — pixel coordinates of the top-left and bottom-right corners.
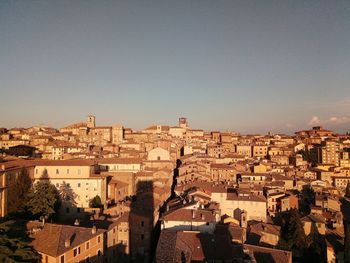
[92, 225, 97, 234]
[64, 239, 71, 248]
[192, 210, 195, 219]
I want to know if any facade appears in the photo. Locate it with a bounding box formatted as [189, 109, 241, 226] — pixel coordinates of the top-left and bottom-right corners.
[33, 160, 108, 215]
[318, 139, 340, 166]
[161, 208, 218, 233]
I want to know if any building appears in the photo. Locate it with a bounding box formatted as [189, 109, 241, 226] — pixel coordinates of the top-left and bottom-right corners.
[0, 160, 35, 217]
[33, 160, 108, 216]
[161, 208, 218, 233]
[318, 139, 340, 166]
[30, 223, 105, 263]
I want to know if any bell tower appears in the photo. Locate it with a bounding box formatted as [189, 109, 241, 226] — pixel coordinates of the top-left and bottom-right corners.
[179, 117, 188, 129]
[87, 115, 96, 128]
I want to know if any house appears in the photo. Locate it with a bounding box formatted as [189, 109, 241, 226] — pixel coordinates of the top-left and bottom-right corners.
[33, 159, 109, 217]
[301, 213, 326, 235]
[247, 222, 280, 247]
[30, 223, 105, 263]
[161, 208, 218, 233]
[147, 147, 170, 161]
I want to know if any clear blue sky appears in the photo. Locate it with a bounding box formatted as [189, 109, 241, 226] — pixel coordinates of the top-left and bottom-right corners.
[1, 0, 349, 134]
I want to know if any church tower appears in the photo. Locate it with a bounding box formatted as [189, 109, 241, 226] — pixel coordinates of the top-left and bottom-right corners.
[179, 117, 188, 129]
[87, 115, 96, 128]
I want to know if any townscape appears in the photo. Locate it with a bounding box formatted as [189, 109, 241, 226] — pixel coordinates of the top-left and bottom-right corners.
[0, 115, 350, 263]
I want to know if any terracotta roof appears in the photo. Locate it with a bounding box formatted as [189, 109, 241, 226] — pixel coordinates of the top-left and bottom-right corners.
[244, 244, 292, 263]
[156, 230, 245, 262]
[31, 223, 105, 257]
[227, 192, 266, 202]
[98, 158, 142, 164]
[301, 213, 326, 224]
[249, 222, 280, 236]
[210, 163, 235, 169]
[33, 159, 96, 166]
[175, 181, 229, 194]
[0, 159, 35, 171]
[163, 208, 216, 222]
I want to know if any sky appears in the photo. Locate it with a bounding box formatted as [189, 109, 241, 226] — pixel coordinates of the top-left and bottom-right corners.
[1, 0, 350, 134]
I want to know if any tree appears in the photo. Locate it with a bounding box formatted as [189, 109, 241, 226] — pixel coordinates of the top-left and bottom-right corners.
[59, 181, 78, 214]
[89, 195, 102, 208]
[59, 181, 77, 205]
[276, 209, 308, 257]
[27, 170, 60, 222]
[7, 168, 32, 216]
[0, 220, 40, 262]
[299, 149, 318, 165]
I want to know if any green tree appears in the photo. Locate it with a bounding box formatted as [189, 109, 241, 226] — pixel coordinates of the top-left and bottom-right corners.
[7, 168, 32, 216]
[0, 220, 40, 262]
[89, 195, 102, 208]
[299, 149, 318, 165]
[276, 209, 308, 257]
[27, 170, 60, 223]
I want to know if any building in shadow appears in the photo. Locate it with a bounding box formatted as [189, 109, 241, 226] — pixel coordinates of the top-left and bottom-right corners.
[129, 180, 158, 262]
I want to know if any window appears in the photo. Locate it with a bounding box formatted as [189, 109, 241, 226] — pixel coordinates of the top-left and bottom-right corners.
[206, 222, 209, 226]
[66, 208, 70, 214]
[97, 250, 102, 257]
[60, 255, 64, 263]
[85, 257, 90, 263]
[78, 183, 81, 187]
[77, 208, 81, 213]
[67, 169, 69, 174]
[45, 255, 48, 263]
[141, 221, 144, 227]
[86, 241, 90, 250]
[73, 248, 78, 257]
[78, 169, 81, 175]
[98, 236, 101, 243]
[141, 234, 144, 240]
[56, 169, 59, 174]
[36, 169, 38, 175]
